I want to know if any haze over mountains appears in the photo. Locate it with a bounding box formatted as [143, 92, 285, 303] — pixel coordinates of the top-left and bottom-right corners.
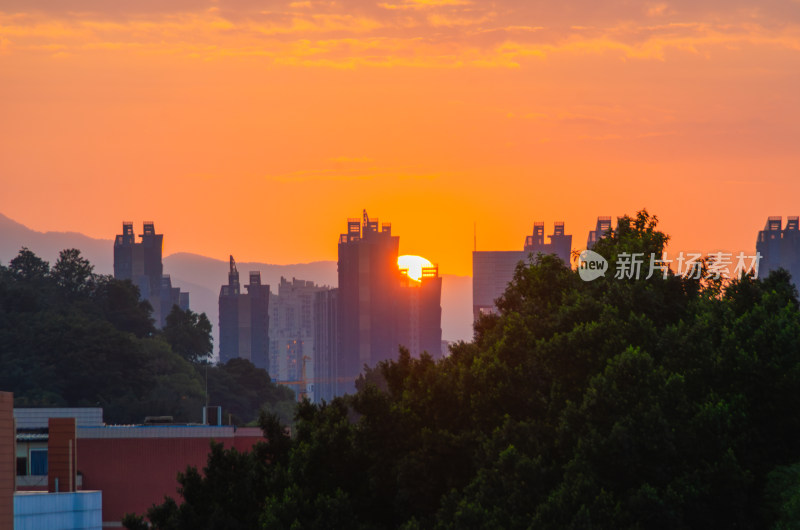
[0, 213, 473, 356]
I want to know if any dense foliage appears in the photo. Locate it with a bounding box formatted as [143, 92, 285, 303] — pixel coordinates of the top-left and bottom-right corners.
[130, 211, 800, 529]
[0, 248, 294, 424]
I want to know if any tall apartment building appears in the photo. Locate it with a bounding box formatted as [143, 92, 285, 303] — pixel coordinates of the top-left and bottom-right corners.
[113, 222, 189, 327]
[337, 211, 401, 394]
[336, 210, 442, 395]
[756, 216, 800, 281]
[472, 222, 572, 322]
[587, 216, 614, 249]
[397, 265, 443, 360]
[218, 256, 270, 370]
[313, 288, 338, 402]
[269, 277, 329, 400]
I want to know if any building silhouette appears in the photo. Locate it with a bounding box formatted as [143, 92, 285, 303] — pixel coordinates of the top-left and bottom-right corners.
[397, 264, 443, 360]
[587, 216, 613, 249]
[337, 211, 401, 394]
[218, 256, 270, 370]
[113, 222, 189, 327]
[336, 210, 442, 395]
[269, 277, 328, 400]
[472, 222, 572, 322]
[161, 275, 190, 325]
[756, 216, 800, 281]
[525, 221, 572, 261]
[313, 289, 339, 402]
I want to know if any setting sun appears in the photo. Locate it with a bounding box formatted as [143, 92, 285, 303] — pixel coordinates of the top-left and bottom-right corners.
[398, 255, 433, 282]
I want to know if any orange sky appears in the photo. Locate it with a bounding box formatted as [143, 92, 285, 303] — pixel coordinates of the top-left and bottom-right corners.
[1, 0, 799, 276]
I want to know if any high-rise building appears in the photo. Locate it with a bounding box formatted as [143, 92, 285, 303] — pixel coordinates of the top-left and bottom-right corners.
[218, 256, 270, 370]
[756, 216, 800, 281]
[269, 277, 328, 400]
[336, 210, 442, 395]
[397, 265, 443, 360]
[525, 221, 572, 261]
[472, 222, 572, 322]
[313, 288, 338, 402]
[337, 211, 402, 394]
[587, 216, 613, 249]
[161, 275, 190, 322]
[113, 222, 189, 327]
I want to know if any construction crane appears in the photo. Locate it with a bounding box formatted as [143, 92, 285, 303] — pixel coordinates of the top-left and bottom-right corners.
[277, 355, 312, 402]
[276, 355, 356, 401]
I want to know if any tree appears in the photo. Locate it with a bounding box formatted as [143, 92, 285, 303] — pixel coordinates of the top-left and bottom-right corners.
[93, 277, 155, 337]
[205, 359, 295, 426]
[163, 306, 213, 363]
[132, 413, 290, 530]
[8, 247, 50, 282]
[129, 211, 800, 529]
[52, 248, 94, 300]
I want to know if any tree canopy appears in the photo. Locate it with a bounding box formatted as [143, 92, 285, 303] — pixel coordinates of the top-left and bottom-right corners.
[0, 248, 294, 425]
[129, 211, 800, 529]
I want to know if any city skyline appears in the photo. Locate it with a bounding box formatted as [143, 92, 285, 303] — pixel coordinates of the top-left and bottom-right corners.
[2, 1, 798, 276]
[0, 208, 785, 277]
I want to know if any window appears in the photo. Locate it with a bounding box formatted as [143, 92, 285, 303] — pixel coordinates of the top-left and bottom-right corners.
[16, 457, 27, 476]
[30, 449, 47, 475]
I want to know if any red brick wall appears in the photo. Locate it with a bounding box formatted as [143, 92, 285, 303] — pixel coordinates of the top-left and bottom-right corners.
[48, 417, 78, 492]
[78, 434, 262, 524]
[0, 392, 14, 530]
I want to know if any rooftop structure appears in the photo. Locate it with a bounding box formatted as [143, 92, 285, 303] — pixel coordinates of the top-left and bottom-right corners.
[14, 408, 103, 430]
[525, 221, 572, 263]
[587, 216, 613, 249]
[756, 216, 800, 282]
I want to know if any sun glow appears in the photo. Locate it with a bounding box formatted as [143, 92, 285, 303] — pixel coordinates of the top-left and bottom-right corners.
[398, 254, 433, 282]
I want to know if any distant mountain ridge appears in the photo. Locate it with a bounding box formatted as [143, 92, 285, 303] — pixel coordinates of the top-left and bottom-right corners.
[0, 212, 115, 273]
[0, 213, 474, 352]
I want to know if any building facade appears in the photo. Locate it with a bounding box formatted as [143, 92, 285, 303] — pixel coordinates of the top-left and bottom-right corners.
[218, 256, 270, 370]
[12, 406, 261, 527]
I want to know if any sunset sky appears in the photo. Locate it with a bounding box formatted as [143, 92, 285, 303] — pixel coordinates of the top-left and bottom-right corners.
[1, 0, 799, 276]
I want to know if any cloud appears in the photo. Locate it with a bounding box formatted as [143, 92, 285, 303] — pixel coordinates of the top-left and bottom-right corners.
[1, 0, 799, 67]
[379, 0, 472, 11]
